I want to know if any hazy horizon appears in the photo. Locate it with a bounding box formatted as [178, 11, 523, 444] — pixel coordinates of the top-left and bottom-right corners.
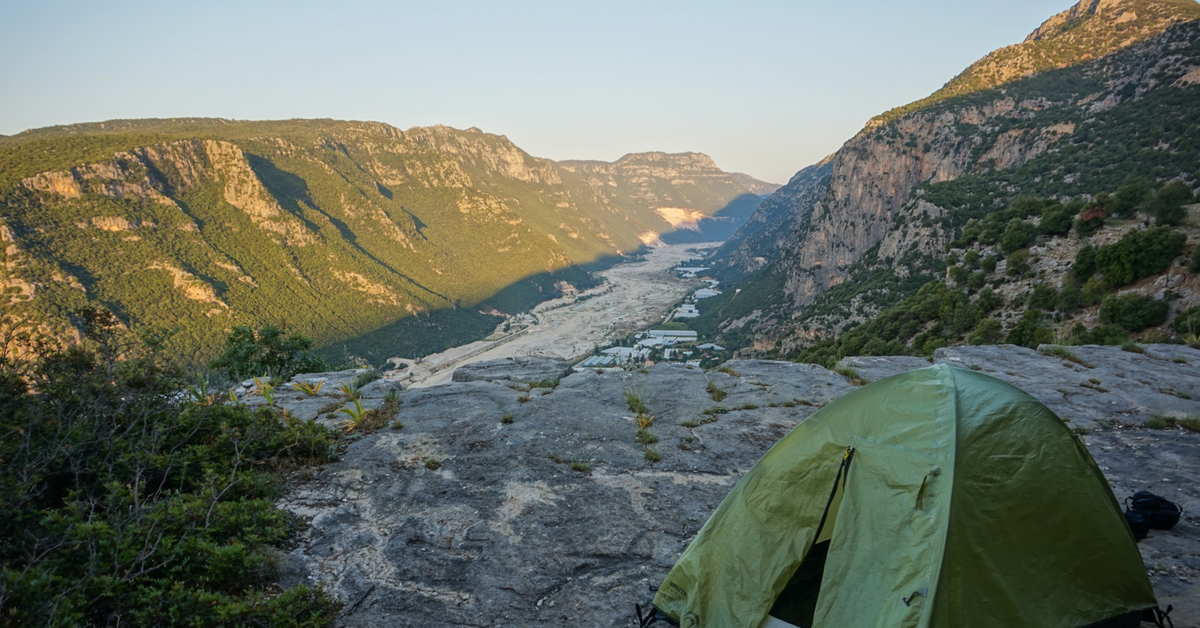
[2, 1, 1086, 183]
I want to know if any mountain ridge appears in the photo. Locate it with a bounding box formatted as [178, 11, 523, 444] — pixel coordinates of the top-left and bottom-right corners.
[701, 0, 1200, 355]
[0, 119, 773, 364]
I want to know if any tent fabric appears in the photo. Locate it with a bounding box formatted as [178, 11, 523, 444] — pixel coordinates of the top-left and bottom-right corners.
[651, 364, 1155, 628]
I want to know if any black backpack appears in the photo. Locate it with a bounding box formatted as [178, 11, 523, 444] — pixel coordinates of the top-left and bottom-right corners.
[1124, 509, 1150, 541]
[1126, 490, 1183, 532]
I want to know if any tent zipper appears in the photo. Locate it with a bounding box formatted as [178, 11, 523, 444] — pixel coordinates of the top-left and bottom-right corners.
[811, 446, 854, 544]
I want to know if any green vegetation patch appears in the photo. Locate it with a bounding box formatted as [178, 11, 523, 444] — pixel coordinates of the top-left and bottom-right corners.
[0, 315, 341, 626]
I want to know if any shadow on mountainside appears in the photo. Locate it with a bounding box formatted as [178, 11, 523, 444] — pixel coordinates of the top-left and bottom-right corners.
[658, 193, 766, 245]
[315, 251, 628, 365]
[245, 154, 453, 304]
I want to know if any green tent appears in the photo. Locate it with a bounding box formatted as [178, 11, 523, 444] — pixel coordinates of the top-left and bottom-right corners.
[651, 364, 1155, 628]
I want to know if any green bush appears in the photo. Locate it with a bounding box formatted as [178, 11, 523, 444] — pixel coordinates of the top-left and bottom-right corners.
[1057, 282, 1083, 311]
[1113, 176, 1151, 218]
[1148, 181, 1194, 226]
[1074, 245, 1096, 281]
[981, 255, 998, 274]
[948, 265, 970, 285]
[1028, 284, 1058, 311]
[1005, 310, 1053, 349]
[1075, 205, 1107, 236]
[210, 325, 330, 380]
[1070, 323, 1128, 346]
[967, 271, 987, 290]
[968, 318, 1003, 345]
[1095, 227, 1187, 286]
[0, 318, 341, 627]
[1099, 294, 1169, 331]
[1040, 206, 1075, 235]
[1006, 249, 1031, 277]
[1082, 277, 1108, 306]
[1000, 219, 1036, 254]
[1173, 306, 1200, 335]
[977, 286, 1002, 313]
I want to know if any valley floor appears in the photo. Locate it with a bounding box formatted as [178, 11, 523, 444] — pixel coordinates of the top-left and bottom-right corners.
[393, 242, 715, 388]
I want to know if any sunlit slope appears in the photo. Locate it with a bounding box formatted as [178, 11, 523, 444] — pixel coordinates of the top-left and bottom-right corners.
[0, 119, 772, 362]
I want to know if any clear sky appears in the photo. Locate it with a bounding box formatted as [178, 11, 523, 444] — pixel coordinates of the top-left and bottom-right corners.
[1, 1, 1078, 183]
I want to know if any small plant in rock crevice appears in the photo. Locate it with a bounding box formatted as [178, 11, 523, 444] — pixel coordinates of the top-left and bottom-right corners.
[336, 397, 368, 433]
[569, 461, 591, 474]
[293, 379, 325, 396]
[626, 392, 648, 415]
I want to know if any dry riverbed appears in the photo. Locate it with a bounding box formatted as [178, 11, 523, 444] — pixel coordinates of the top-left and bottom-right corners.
[392, 242, 716, 388]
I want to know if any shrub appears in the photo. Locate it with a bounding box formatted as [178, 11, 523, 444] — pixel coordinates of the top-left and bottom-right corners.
[1081, 277, 1108, 306]
[981, 254, 998, 273]
[1074, 245, 1096, 281]
[0, 320, 340, 626]
[968, 318, 1003, 345]
[210, 325, 329, 380]
[1172, 306, 1200, 335]
[1099, 294, 1169, 331]
[951, 302, 980, 334]
[977, 286, 1002, 312]
[354, 368, 382, 389]
[1040, 205, 1075, 235]
[948, 265, 970, 285]
[1006, 249, 1031, 277]
[1095, 227, 1187, 286]
[1028, 284, 1058, 311]
[1001, 219, 1036, 254]
[1149, 181, 1193, 226]
[1113, 177, 1151, 217]
[1075, 204, 1106, 236]
[967, 271, 986, 290]
[1005, 310, 1053, 349]
[1057, 282, 1083, 311]
[1070, 323, 1129, 346]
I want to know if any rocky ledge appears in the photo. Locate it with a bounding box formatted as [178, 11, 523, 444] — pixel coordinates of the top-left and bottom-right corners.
[268, 345, 1200, 627]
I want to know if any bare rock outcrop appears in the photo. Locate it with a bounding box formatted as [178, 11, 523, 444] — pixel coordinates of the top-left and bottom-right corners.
[450, 356, 574, 385]
[272, 348, 1200, 627]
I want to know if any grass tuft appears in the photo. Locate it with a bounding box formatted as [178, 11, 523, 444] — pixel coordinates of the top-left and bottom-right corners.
[636, 429, 660, 445]
[835, 366, 867, 386]
[569, 461, 591, 474]
[1042, 345, 1095, 368]
[626, 393, 648, 415]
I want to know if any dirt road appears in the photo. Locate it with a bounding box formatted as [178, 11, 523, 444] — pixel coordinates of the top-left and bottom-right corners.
[397, 242, 715, 388]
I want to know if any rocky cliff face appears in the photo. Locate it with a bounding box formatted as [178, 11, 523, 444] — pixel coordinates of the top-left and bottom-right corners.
[708, 155, 832, 280]
[0, 120, 774, 363]
[712, 0, 1200, 349]
[867, 0, 1200, 128]
[259, 348, 1200, 627]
